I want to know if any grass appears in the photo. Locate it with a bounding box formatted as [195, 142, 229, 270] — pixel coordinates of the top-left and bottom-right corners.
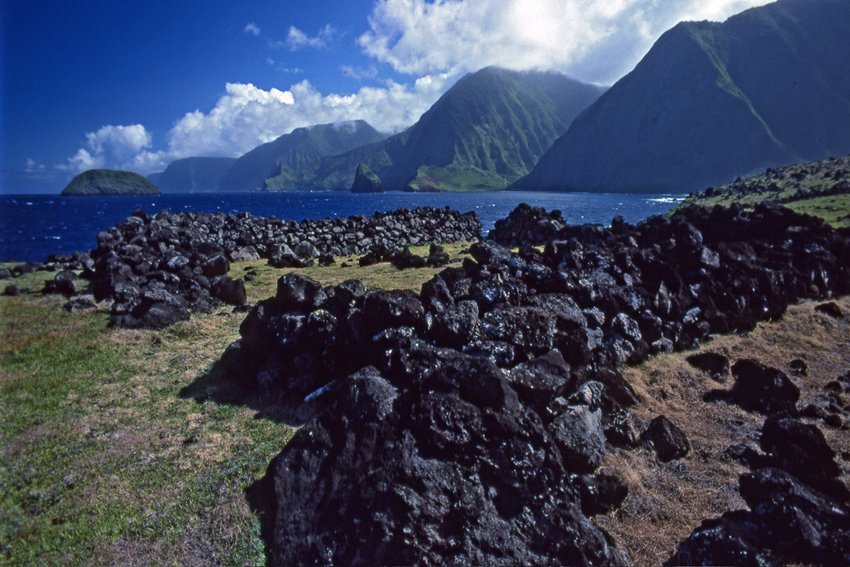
[595, 296, 850, 566]
[0, 244, 470, 565]
[5, 243, 846, 565]
[785, 193, 850, 229]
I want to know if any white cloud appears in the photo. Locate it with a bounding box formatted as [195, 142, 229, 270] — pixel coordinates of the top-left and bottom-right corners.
[162, 76, 452, 158]
[359, 0, 773, 83]
[244, 22, 261, 36]
[55, 1, 775, 176]
[341, 64, 379, 80]
[58, 124, 153, 173]
[24, 158, 46, 173]
[284, 24, 336, 51]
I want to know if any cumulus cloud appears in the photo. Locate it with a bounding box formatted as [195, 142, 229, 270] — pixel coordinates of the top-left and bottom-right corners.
[162, 76, 451, 158]
[58, 124, 153, 173]
[359, 0, 772, 83]
[284, 24, 336, 51]
[60, 75, 452, 174]
[56, 1, 774, 176]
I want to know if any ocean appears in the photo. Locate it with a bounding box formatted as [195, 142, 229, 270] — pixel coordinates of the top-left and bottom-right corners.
[0, 191, 684, 262]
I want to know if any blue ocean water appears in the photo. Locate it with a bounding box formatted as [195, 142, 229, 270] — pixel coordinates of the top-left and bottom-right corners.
[0, 191, 684, 262]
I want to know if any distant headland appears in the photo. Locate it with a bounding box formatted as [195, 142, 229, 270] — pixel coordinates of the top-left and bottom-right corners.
[61, 169, 161, 196]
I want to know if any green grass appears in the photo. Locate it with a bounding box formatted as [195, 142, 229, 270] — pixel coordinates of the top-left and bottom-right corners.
[785, 193, 850, 229]
[0, 243, 470, 565]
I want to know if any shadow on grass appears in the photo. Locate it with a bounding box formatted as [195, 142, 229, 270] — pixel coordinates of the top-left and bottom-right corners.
[245, 457, 280, 567]
[178, 344, 319, 428]
[179, 346, 314, 564]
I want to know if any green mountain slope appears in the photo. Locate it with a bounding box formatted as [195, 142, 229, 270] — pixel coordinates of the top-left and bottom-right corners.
[518, 0, 850, 193]
[157, 157, 237, 192]
[228, 120, 386, 191]
[61, 169, 160, 196]
[305, 67, 605, 191]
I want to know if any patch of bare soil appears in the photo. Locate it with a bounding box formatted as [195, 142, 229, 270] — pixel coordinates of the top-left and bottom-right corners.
[596, 296, 850, 566]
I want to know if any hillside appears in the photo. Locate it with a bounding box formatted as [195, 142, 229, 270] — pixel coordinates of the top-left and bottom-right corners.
[680, 154, 850, 228]
[519, 0, 850, 193]
[156, 157, 237, 192]
[61, 169, 160, 196]
[230, 120, 387, 191]
[306, 67, 605, 191]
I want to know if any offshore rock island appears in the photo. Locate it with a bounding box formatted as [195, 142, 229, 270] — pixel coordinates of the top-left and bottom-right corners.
[61, 169, 161, 196]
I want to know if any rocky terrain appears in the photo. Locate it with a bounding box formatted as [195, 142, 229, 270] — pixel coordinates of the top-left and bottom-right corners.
[206, 202, 849, 564]
[681, 154, 850, 229]
[5, 207, 479, 329]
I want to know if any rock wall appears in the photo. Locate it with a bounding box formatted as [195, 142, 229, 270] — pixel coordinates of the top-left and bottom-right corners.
[87, 207, 479, 328]
[219, 204, 849, 564]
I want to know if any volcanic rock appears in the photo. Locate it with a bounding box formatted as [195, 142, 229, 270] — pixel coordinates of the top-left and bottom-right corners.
[642, 415, 690, 462]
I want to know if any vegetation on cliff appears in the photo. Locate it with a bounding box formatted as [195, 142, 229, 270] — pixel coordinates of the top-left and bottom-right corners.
[680, 154, 850, 228]
[61, 169, 161, 196]
[519, 0, 850, 193]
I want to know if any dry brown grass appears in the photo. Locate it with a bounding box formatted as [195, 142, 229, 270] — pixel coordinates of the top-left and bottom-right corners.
[595, 296, 850, 566]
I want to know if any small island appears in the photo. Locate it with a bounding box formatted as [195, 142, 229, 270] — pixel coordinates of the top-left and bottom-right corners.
[350, 162, 383, 193]
[61, 169, 161, 196]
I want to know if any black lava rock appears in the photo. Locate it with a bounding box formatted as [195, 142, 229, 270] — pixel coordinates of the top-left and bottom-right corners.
[729, 359, 800, 415]
[686, 351, 730, 382]
[642, 415, 690, 462]
[815, 301, 844, 318]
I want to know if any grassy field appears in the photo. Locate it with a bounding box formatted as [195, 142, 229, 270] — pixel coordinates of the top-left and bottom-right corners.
[785, 193, 850, 229]
[2, 243, 848, 565]
[677, 155, 850, 228]
[0, 244, 469, 565]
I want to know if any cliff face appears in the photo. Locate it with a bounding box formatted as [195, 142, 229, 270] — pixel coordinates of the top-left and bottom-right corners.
[156, 157, 237, 192]
[519, 0, 850, 193]
[309, 67, 605, 191]
[237, 120, 387, 191]
[61, 169, 161, 196]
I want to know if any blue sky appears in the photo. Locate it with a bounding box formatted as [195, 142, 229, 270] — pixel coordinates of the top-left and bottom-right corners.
[2, 0, 771, 194]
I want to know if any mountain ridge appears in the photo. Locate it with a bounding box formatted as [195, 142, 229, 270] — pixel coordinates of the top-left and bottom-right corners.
[518, 0, 850, 193]
[304, 67, 605, 191]
[231, 120, 387, 191]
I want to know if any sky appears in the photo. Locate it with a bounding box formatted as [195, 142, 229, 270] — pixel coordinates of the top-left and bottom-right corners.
[1, 0, 773, 194]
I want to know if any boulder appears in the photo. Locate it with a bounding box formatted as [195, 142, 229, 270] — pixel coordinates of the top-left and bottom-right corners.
[428, 300, 479, 349]
[271, 355, 627, 566]
[211, 276, 247, 306]
[578, 471, 629, 516]
[64, 294, 96, 312]
[729, 359, 800, 415]
[760, 414, 848, 501]
[642, 415, 690, 462]
[739, 468, 850, 565]
[43, 270, 83, 296]
[815, 301, 843, 318]
[112, 289, 189, 329]
[201, 254, 230, 277]
[550, 401, 606, 473]
[666, 511, 766, 567]
[686, 352, 730, 382]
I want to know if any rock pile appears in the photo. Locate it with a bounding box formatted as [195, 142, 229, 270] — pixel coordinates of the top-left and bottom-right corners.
[358, 243, 452, 269]
[669, 407, 850, 565]
[84, 207, 479, 328]
[488, 202, 566, 246]
[218, 203, 849, 564]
